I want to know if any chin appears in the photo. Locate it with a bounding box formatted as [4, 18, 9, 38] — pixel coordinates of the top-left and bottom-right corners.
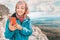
[19, 14, 23, 16]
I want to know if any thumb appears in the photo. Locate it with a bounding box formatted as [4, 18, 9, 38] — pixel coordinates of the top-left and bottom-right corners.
[13, 24, 17, 27]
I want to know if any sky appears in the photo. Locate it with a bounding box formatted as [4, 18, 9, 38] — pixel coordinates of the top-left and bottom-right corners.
[0, 0, 60, 19]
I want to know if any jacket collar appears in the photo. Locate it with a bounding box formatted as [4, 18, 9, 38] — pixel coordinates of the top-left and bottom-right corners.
[11, 13, 30, 22]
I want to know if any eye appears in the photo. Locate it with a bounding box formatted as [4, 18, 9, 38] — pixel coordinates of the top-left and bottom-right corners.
[21, 7, 25, 9]
[17, 7, 19, 9]
[16, 7, 19, 9]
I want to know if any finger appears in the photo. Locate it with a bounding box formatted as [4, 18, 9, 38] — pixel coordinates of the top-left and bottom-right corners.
[15, 27, 17, 29]
[9, 22, 12, 26]
[12, 24, 17, 28]
[13, 24, 17, 27]
[9, 23, 11, 27]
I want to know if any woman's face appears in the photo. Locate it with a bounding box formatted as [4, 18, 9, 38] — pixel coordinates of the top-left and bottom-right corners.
[16, 3, 25, 16]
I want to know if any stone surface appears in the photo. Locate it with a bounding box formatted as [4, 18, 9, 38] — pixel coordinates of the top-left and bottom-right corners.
[0, 4, 9, 15]
[0, 4, 9, 21]
[29, 26, 48, 40]
[0, 4, 9, 40]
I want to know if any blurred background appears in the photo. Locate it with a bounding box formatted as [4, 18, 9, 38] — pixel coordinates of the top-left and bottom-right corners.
[0, 0, 60, 40]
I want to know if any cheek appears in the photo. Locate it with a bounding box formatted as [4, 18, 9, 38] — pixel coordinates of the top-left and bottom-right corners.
[16, 9, 20, 12]
[21, 10, 25, 14]
[16, 9, 25, 13]
[22, 9, 25, 12]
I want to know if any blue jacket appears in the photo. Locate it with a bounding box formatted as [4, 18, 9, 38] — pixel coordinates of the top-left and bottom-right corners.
[4, 14, 33, 40]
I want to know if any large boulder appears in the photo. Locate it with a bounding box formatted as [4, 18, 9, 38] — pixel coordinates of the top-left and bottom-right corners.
[0, 4, 9, 40]
[0, 4, 9, 21]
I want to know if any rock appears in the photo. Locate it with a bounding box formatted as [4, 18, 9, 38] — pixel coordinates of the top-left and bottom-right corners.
[0, 4, 9, 40]
[0, 4, 9, 21]
[29, 26, 48, 40]
[0, 4, 9, 15]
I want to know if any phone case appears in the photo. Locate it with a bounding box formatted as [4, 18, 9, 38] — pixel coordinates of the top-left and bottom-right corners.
[10, 17, 16, 26]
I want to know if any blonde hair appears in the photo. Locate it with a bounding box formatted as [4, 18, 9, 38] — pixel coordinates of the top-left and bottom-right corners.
[15, 1, 29, 16]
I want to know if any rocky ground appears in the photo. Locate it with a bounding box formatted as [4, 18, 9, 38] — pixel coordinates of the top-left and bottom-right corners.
[29, 26, 48, 40]
[35, 25, 60, 40]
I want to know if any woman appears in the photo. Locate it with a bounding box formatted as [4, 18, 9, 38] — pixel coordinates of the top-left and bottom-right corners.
[4, 1, 33, 40]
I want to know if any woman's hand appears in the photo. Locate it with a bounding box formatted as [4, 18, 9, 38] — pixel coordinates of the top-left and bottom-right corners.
[9, 23, 17, 31]
[16, 23, 22, 30]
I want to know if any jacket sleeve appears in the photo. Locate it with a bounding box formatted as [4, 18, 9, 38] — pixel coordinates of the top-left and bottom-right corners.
[4, 19, 15, 39]
[20, 20, 33, 36]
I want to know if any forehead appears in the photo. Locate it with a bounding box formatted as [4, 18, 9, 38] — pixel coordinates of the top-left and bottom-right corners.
[16, 1, 26, 7]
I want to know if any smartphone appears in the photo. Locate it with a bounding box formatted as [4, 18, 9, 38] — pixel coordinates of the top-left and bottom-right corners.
[10, 17, 16, 26]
